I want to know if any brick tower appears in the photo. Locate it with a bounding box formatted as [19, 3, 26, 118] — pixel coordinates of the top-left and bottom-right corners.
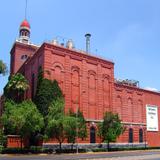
[10, 19, 37, 75]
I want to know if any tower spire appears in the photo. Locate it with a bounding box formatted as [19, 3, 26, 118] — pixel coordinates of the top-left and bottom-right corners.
[25, 0, 28, 19]
[19, 0, 31, 44]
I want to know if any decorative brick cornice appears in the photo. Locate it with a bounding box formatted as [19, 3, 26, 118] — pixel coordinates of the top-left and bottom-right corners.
[85, 119, 146, 126]
[122, 121, 146, 126]
[115, 82, 160, 96]
[44, 42, 114, 66]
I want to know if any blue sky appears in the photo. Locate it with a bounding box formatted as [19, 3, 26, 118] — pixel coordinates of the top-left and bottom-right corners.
[0, 0, 160, 94]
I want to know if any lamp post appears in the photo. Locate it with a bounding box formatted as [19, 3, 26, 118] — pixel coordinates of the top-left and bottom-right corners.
[76, 90, 85, 154]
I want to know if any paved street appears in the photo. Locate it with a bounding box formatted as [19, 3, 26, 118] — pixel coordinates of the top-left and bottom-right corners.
[0, 150, 160, 160]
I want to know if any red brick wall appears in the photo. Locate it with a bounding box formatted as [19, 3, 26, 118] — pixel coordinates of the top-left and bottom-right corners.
[7, 136, 23, 148]
[144, 91, 160, 146]
[7, 135, 30, 148]
[114, 83, 160, 146]
[10, 42, 38, 75]
[12, 42, 160, 147]
[43, 43, 114, 120]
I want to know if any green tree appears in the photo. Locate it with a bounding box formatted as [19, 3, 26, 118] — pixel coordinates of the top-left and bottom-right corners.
[45, 98, 65, 150]
[35, 67, 43, 97]
[63, 116, 76, 149]
[0, 60, 7, 75]
[1, 100, 44, 148]
[52, 80, 63, 102]
[4, 73, 29, 102]
[37, 67, 43, 87]
[34, 68, 63, 117]
[98, 112, 125, 151]
[69, 109, 87, 140]
[45, 98, 81, 150]
[47, 98, 64, 120]
[0, 128, 7, 147]
[46, 114, 77, 150]
[0, 100, 16, 135]
[34, 79, 54, 116]
[77, 110, 87, 140]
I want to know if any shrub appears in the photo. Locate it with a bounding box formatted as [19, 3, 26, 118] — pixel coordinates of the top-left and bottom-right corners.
[0, 145, 4, 154]
[55, 148, 86, 154]
[92, 148, 107, 152]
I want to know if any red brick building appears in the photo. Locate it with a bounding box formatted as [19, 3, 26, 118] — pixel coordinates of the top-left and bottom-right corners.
[9, 19, 160, 147]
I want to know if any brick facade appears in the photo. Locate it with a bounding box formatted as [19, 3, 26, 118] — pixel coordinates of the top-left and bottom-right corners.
[9, 40, 160, 147]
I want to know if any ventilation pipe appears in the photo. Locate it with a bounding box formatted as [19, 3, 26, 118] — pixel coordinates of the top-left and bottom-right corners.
[85, 33, 91, 53]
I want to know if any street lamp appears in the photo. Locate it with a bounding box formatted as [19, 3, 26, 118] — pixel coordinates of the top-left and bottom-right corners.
[76, 90, 85, 154]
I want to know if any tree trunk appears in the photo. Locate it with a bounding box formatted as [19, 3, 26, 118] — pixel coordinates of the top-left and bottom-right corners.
[59, 142, 62, 151]
[71, 143, 74, 150]
[107, 142, 110, 152]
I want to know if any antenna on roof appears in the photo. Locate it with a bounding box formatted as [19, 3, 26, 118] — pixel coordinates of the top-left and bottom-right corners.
[25, 0, 28, 19]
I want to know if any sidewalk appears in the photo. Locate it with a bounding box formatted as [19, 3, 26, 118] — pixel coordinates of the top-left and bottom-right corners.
[88, 154, 160, 160]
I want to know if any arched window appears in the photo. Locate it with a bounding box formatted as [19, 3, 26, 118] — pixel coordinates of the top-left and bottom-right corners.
[88, 71, 96, 119]
[115, 96, 122, 117]
[21, 31, 24, 36]
[129, 128, 133, 143]
[21, 55, 28, 60]
[90, 127, 96, 143]
[139, 128, 143, 143]
[103, 77, 110, 107]
[25, 31, 28, 37]
[71, 68, 80, 112]
[127, 98, 133, 122]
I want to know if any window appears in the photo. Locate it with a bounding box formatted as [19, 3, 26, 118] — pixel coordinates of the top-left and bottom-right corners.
[25, 31, 27, 36]
[21, 55, 28, 60]
[21, 31, 24, 36]
[129, 128, 133, 143]
[139, 129, 143, 143]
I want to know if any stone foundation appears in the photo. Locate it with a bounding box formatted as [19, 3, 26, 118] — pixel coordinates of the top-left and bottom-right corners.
[43, 142, 148, 151]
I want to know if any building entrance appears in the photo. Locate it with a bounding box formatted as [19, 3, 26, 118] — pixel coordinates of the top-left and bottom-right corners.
[90, 127, 96, 143]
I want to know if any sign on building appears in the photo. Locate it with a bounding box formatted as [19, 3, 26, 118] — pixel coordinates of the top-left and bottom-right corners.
[146, 105, 159, 131]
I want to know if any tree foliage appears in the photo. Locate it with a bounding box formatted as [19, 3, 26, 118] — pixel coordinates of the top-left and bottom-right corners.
[4, 73, 29, 102]
[34, 67, 43, 97]
[45, 99, 86, 150]
[1, 100, 44, 147]
[69, 109, 87, 140]
[52, 80, 63, 102]
[2, 67, 87, 149]
[34, 79, 54, 116]
[0, 60, 7, 75]
[63, 116, 76, 145]
[37, 67, 43, 88]
[45, 98, 65, 149]
[47, 98, 64, 120]
[34, 68, 63, 117]
[0, 128, 7, 147]
[98, 112, 125, 151]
